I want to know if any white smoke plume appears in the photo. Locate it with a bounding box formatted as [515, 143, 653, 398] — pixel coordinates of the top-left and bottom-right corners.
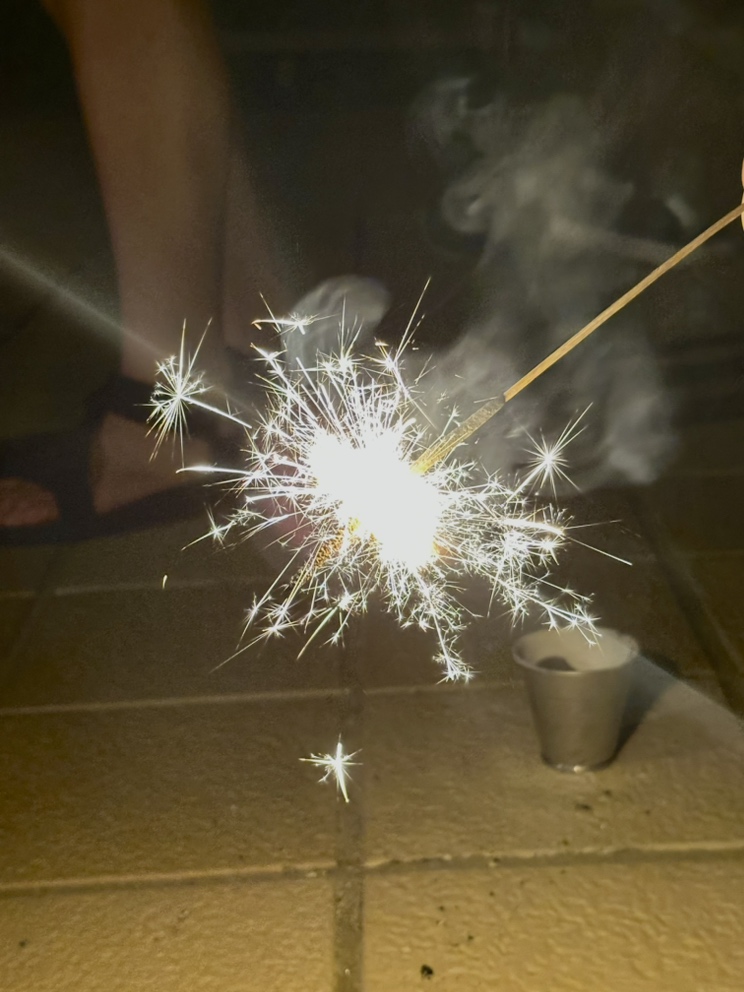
[282, 73, 695, 491]
[411, 80, 680, 490]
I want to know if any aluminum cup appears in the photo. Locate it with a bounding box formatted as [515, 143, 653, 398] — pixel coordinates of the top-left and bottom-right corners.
[513, 627, 638, 772]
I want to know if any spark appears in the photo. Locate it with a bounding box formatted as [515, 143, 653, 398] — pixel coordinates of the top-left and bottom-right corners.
[300, 739, 361, 803]
[253, 312, 325, 335]
[519, 406, 590, 496]
[203, 505, 234, 547]
[148, 322, 251, 459]
[148, 323, 210, 457]
[150, 317, 598, 682]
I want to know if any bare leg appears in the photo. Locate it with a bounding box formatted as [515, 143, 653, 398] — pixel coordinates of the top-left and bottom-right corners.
[49, 0, 232, 382]
[1, 0, 235, 526]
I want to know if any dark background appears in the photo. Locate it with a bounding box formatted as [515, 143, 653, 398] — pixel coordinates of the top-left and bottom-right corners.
[1, 0, 744, 438]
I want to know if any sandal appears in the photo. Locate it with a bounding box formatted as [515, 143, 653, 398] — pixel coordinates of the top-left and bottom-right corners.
[0, 373, 238, 546]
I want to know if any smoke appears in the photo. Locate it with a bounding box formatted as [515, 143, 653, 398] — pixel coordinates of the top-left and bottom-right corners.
[282, 275, 390, 369]
[411, 79, 680, 490]
[282, 56, 711, 491]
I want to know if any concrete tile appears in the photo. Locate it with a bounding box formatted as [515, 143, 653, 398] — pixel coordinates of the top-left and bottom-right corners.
[555, 548, 715, 680]
[0, 548, 56, 596]
[0, 600, 31, 665]
[668, 418, 744, 477]
[0, 876, 333, 992]
[1, 585, 340, 707]
[680, 672, 728, 705]
[354, 612, 442, 690]
[52, 519, 270, 592]
[0, 697, 339, 884]
[687, 554, 744, 666]
[365, 859, 744, 991]
[363, 671, 744, 866]
[643, 475, 744, 553]
[355, 608, 519, 692]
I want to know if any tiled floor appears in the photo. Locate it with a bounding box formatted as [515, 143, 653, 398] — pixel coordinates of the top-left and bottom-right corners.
[1, 454, 744, 990]
[3, 877, 335, 992]
[3, 15, 744, 990]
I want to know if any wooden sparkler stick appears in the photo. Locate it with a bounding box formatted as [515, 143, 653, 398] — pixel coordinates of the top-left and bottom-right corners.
[413, 202, 744, 475]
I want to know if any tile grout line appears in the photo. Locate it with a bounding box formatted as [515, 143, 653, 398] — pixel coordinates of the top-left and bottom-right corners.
[332, 636, 367, 992]
[363, 838, 744, 874]
[3, 839, 744, 899]
[0, 662, 720, 717]
[0, 677, 525, 717]
[51, 575, 274, 596]
[0, 864, 332, 898]
[0, 686, 350, 716]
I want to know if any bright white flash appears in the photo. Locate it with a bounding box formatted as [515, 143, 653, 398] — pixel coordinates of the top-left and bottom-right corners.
[307, 429, 442, 568]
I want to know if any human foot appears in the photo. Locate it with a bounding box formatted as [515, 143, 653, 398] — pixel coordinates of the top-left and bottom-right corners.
[0, 412, 213, 533]
[0, 478, 60, 527]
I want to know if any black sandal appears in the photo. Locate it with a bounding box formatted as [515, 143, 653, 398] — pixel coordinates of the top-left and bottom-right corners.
[0, 373, 239, 546]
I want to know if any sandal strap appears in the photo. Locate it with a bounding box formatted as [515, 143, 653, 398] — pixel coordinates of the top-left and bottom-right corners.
[85, 373, 154, 425]
[85, 373, 222, 439]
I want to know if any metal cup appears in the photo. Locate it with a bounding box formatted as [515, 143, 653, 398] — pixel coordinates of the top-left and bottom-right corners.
[513, 627, 638, 772]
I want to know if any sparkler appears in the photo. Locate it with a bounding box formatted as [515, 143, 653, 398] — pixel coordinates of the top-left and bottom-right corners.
[151, 321, 597, 683]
